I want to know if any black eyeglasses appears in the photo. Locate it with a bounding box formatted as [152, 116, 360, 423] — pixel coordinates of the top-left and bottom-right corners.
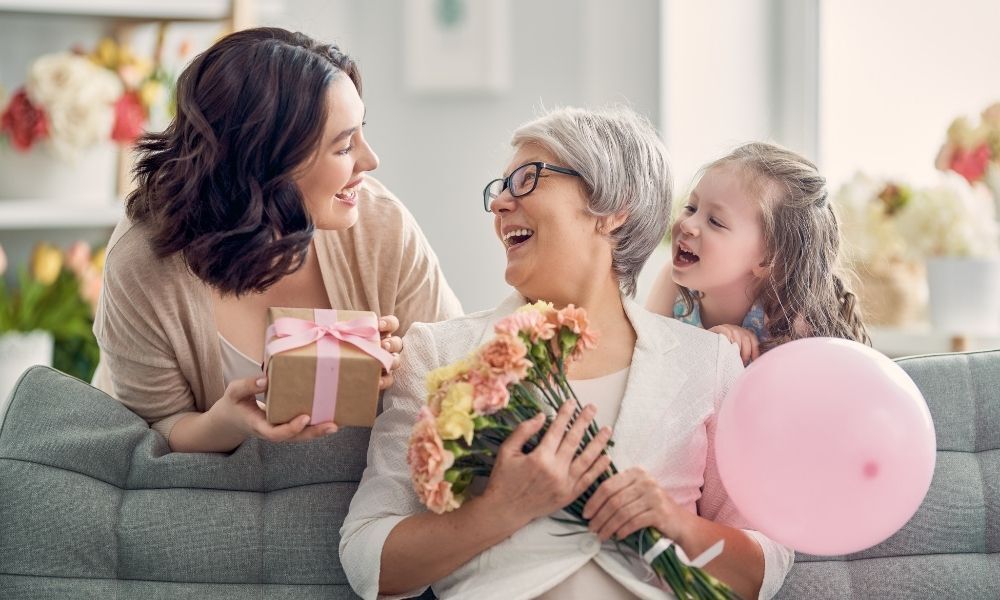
[482, 161, 582, 212]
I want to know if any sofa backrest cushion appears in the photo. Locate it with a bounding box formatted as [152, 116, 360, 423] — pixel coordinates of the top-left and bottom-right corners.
[0, 366, 367, 598]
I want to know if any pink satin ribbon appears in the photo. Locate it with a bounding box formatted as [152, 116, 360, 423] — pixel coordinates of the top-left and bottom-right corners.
[264, 311, 394, 423]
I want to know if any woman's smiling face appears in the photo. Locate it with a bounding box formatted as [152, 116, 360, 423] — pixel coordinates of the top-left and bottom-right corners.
[295, 75, 378, 231]
[490, 143, 614, 302]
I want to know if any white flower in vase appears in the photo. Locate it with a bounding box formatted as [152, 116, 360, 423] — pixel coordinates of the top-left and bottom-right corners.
[25, 52, 123, 160]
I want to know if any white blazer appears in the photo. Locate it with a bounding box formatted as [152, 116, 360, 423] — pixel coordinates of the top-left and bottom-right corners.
[340, 293, 794, 600]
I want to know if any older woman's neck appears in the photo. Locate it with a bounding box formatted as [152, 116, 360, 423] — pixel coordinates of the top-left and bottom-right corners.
[543, 279, 635, 379]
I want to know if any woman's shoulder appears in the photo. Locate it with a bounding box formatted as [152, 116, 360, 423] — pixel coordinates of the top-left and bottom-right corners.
[104, 218, 188, 284]
[104, 218, 194, 302]
[355, 176, 413, 225]
[404, 303, 513, 363]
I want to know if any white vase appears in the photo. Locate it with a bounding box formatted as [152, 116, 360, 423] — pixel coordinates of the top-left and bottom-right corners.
[0, 142, 119, 204]
[925, 256, 1000, 335]
[0, 330, 53, 407]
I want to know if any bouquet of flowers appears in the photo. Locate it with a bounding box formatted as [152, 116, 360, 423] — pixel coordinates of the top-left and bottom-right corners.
[0, 241, 105, 382]
[0, 37, 172, 159]
[407, 301, 737, 599]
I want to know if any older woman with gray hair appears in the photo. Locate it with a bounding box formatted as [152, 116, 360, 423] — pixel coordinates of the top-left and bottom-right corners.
[340, 106, 793, 599]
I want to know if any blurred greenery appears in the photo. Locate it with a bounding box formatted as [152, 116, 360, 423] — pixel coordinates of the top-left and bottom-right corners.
[0, 247, 102, 383]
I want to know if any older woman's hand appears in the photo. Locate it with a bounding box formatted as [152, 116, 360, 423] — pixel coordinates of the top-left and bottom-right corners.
[481, 400, 613, 529]
[582, 466, 695, 543]
[378, 315, 403, 390]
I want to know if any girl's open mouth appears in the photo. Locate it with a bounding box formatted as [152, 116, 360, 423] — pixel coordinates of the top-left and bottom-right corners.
[674, 245, 700, 267]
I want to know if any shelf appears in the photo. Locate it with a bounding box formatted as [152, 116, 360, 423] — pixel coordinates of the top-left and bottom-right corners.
[0, 0, 284, 20]
[870, 324, 1000, 358]
[0, 200, 122, 230]
[0, 0, 228, 19]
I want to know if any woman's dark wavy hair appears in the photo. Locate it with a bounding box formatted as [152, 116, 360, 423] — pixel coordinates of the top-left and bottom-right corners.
[126, 27, 361, 296]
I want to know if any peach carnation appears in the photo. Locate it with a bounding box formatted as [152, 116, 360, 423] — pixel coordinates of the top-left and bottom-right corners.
[408, 408, 455, 505]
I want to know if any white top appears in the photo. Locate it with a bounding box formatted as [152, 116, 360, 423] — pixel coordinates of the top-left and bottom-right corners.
[218, 333, 264, 403]
[538, 367, 635, 600]
[339, 292, 795, 600]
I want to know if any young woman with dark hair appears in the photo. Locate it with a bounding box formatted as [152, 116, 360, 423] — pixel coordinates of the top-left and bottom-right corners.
[93, 27, 462, 453]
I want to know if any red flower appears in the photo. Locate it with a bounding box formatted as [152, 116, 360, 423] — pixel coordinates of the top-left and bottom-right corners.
[949, 143, 992, 183]
[110, 91, 145, 143]
[0, 88, 49, 151]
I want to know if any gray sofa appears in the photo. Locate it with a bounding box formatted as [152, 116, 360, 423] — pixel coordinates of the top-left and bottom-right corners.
[0, 350, 997, 599]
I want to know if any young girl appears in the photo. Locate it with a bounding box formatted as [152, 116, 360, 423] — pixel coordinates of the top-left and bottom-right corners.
[646, 142, 869, 364]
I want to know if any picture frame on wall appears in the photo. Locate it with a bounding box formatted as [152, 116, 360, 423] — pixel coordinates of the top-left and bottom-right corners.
[404, 0, 510, 94]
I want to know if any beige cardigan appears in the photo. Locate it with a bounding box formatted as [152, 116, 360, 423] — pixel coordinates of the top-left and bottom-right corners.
[92, 177, 463, 439]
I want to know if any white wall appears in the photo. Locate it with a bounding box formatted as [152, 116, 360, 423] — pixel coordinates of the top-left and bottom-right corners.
[269, 0, 660, 312]
[819, 0, 1000, 187]
[660, 0, 779, 193]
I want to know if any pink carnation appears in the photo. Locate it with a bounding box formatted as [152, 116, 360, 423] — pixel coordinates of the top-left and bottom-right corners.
[550, 305, 599, 361]
[468, 369, 510, 415]
[423, 480, 461, 514]
[478, 333, 530, 382]
[949, 143, 992, 183]
[494, 311, 556, 341]
[408, 408, 455, 509]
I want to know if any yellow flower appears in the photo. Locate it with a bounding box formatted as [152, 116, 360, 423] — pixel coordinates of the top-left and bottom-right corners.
[436, 382, 475, 444]
[92, 247, 106, 273]
[425, 359, 472, 394]
[30, 243, 63, 285]
[436, 408, 475, 445]
[139, 79, 165, 110]
[517, 300, 555, 315]
[92, 37, 119, 69]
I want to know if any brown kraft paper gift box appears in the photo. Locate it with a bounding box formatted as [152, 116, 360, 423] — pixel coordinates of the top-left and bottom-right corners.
[263, 307, 382, 427]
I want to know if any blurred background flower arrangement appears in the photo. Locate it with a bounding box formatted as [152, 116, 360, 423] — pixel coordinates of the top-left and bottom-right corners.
[0, 241, 104, 386]
[0, 37, 172, 158]
[936, 101, 1000, 209]
[835, 104, 1000, 332]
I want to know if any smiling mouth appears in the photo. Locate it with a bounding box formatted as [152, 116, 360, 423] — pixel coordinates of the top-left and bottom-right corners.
[674, 245, 700, 266]
[503, 228, 535, 249]
[335, 189, 357, 204]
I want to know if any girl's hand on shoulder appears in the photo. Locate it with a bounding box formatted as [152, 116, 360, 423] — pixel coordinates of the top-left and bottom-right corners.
[709, 324, 759, 365]
[209, 376, 339, 443]
[378, 315, 403, 390]
[482, 401, 613, 529]
[582, 466, 692, 543]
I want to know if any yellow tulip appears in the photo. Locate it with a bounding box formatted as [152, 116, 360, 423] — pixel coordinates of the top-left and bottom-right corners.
[91, 247, 106, 273]
[139, 80, 165, 111]
[31, 243, 63, 285]
[93, 37, 119, 69]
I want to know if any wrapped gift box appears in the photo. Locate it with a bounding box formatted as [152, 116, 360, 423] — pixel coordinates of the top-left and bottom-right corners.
[263, 307, 388, 427]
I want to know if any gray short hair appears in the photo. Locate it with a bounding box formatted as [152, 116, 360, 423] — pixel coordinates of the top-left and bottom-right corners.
[510, 105, 672, 297]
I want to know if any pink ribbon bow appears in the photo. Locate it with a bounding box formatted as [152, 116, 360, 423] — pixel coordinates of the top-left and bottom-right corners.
[264, 310, 394, 423]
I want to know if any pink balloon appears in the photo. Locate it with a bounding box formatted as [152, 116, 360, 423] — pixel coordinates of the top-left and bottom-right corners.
[715, 338, 936, 556]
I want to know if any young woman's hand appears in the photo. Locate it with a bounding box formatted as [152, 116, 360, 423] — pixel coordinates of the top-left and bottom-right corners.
[481, 401, 613, 529]
[208, 375, 339, 443]
[378, 315, 403, 390]
[709, 324, 759, 365]
[582, 466, 694, 543]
